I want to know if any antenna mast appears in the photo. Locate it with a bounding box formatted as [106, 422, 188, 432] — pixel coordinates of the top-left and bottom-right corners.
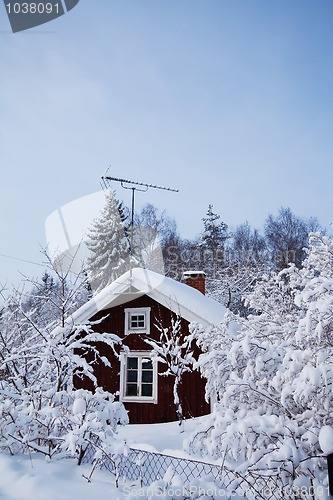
[101, 169, 179, 278]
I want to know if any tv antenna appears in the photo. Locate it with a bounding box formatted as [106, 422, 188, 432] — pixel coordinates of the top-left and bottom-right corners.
[101, 168, 179, 277]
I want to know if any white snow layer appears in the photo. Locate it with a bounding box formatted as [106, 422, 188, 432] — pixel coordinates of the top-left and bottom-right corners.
[70, 267, 229, 329]
[0, 417, 245, 500]
[319, 426, 333, 455]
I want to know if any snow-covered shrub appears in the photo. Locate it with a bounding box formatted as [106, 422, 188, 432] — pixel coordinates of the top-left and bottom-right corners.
[187, 232, 333, 486]
[57, 388, 128, 464]
[0, 316, 127, 461]
[0, 386, 128, 463]
[0, 260, 128, 463]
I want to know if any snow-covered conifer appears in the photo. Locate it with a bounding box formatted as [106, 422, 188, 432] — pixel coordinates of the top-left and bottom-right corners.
[201, 205, 229, 275]
[201, 205, 229, 253]
[85, 190, 130, 294]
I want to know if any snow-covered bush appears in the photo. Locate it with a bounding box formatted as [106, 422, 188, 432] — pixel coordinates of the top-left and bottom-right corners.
[0, 386, 128, 462]
[0, 259, 128, 463]
[57, 388, 128, 464]
[187, 232, 333, 486]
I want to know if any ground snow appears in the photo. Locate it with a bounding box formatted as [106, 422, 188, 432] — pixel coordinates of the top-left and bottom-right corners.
[1, 417, 329, 499]
[117, 416, 208, 456]
[0, 453, 120, 500]
[0, 417, 221, 500]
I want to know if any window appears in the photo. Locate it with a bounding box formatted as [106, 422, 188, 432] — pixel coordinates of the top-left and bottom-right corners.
[124, 307, 151, 335]
[120, 352, 157, 403]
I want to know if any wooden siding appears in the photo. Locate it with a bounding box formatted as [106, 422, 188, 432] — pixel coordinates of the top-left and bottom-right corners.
[75, 295, 210, 424]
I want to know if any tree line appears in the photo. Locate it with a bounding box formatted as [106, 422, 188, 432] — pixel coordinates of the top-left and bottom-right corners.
[107, 197, 322, 315]
[79, 190, 323, 314]
[0, 192, 324, 324]
[136, 203, 321, 275]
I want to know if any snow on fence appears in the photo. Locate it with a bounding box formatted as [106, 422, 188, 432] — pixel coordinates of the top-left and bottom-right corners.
[82, 444, 287, 499]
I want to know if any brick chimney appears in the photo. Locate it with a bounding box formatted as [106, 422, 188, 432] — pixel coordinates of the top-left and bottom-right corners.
[182, 271, 206, 295]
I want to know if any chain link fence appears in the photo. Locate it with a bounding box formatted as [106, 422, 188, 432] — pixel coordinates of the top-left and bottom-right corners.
[82, 442, 292, 499]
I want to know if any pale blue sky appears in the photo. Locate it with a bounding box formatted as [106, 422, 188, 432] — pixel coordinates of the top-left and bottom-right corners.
[0, 0, 332, 287]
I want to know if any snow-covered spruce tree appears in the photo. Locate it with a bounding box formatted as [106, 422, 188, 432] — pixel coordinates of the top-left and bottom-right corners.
[0, 253, 128, 463]
[201, 204, 229, 275]
[187, 232, 333, 488]
[85, 190, 130, 294]
[202, 205, 229, 253]
[144, 315, 194, 429]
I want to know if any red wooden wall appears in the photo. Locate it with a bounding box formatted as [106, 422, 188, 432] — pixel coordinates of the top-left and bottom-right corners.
[75, 295, 210, 424]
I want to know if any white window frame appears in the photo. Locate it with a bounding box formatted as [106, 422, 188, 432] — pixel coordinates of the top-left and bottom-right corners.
[119, 351, 158, 404]
[124, 307, 151, 335]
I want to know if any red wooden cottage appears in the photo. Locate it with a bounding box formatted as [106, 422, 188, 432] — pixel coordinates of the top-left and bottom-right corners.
[69, 268, 227, 424]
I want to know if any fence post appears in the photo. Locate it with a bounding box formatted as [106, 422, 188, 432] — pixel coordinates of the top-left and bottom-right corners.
[327, 453, 333, 495]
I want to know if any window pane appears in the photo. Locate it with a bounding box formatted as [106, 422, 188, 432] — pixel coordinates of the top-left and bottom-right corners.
[141, 357, 153, 397]
[126, 357, 138, 395]
[127, 370, 138, 383]
[126, 383, 138, 396]
[142, 359, 153, 369]
[142, 370, 153, 383]
[127, 357, 138, 369]
[130, 314, 145, 329]
[141, 383, 153, 397]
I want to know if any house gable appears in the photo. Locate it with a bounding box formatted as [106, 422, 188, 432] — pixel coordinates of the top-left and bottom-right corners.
[76, 294, 210, 424]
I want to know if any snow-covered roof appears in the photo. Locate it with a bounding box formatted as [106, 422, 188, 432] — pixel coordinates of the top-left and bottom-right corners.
[182, 271, 206, 277]
[71, 267, 227, 329]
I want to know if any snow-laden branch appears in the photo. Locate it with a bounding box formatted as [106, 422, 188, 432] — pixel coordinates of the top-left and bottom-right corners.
[185, 231, 333, 486]
[144, 315, 195, 428]
[0, 256, 128, 463]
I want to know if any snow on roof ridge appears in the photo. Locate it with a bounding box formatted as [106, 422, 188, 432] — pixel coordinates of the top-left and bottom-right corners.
[124, 268, 226, 328]
[71, 267, 226, 328]
[182, 270, 206, 275]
